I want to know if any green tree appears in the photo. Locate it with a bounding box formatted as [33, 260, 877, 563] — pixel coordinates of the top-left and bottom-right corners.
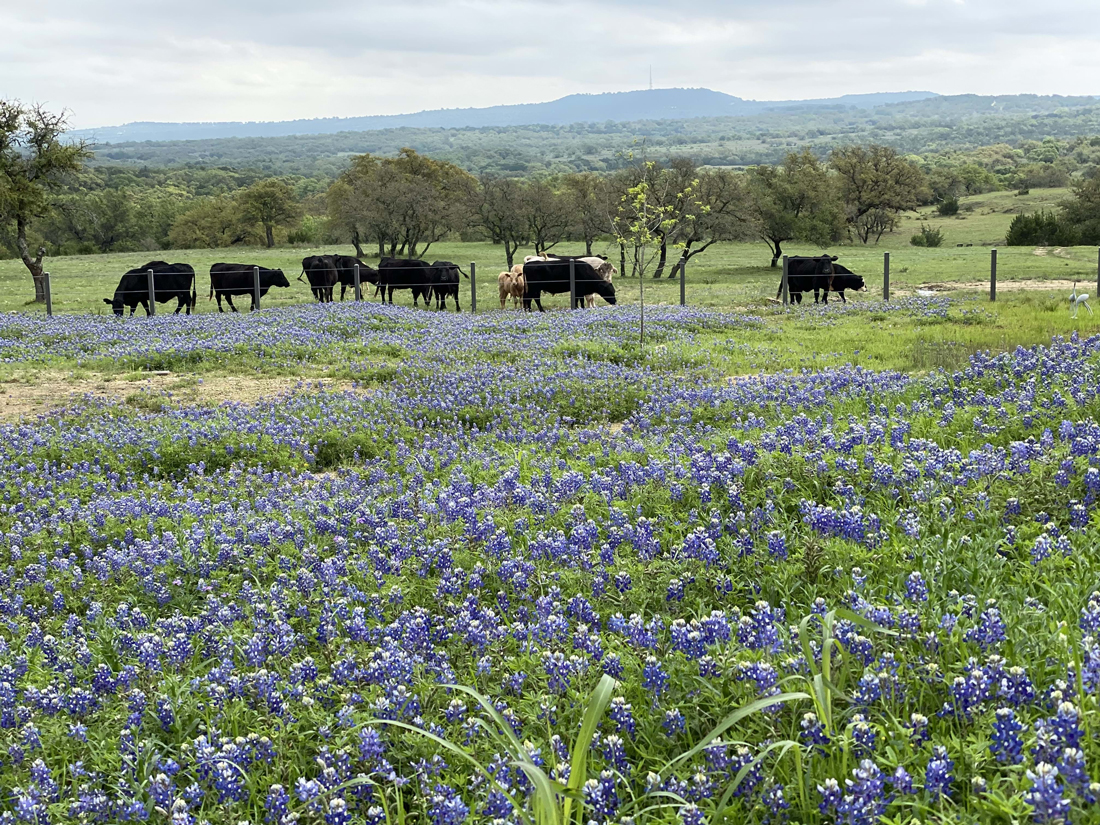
[668, 167, 748, 274]
[1059, 177, 1100, 243]
[831, 144, 928, 244]
[469, 176, 529, 268]
[746, 149, 843, 267]
[169, 196, 259, 249]
[238, 178, 301, 248]
[0, 101, 90, 301]
[562, 173, 611, 256]
[523, 179, 571, 254]
[612, 156, 700, 339]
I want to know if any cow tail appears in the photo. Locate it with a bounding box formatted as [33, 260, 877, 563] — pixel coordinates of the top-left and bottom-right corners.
[192, 271, 198, 311]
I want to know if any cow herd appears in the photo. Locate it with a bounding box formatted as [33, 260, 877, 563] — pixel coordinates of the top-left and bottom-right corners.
[99, 252, 862, 317]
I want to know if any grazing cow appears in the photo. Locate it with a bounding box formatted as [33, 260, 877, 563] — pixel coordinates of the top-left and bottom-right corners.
[209, 263, 290, 312]
[521, 259, 617, 312]
[427, 261, 467, 311]
[498, 269, 525, 309]
[778, 256, 865, 304]
[331, 255, 380, 301]
[301, 255, 339, 302]
[526, 254, 617, 308]
[378, 258, 433, 306]
[103, 261, 196, 316]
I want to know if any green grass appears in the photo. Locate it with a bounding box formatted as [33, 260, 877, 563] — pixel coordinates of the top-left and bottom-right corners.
[1, 186, 1098, 323]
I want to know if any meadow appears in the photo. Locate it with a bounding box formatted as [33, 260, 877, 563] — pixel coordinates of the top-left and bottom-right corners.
[2, 187, 1100, 825]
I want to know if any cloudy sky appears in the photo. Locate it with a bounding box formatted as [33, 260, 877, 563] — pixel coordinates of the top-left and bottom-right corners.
[2, 0, 1099, 128]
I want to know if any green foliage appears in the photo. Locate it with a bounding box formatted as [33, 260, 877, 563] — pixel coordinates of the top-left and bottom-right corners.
[936, 197, 960, 216]
[1060, 175, 1100, 244]
[238, 178, 301, 248]
[831, 144, 929, 244]
[1004, 210, 1080, 246]
[910, 223, 945, 247]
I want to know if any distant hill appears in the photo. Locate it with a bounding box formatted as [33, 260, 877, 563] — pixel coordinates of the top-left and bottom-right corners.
[72, 88, 941, 143]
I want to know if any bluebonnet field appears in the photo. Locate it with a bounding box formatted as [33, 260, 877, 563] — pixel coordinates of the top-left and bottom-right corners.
[0, 299, 1098, 825]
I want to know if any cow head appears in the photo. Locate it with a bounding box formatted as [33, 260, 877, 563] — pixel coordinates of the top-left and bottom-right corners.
[267, 268, 291, 288]
[103, 297, 124, 316]
[597, 262, 617, 280]
[595, 280, 617, 305]
[833, 274, 866, 292]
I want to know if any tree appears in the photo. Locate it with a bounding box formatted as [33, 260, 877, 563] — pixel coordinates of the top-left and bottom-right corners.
[0, 101, 90, 301]
[169, 196, 260, 249]
[612, 156, 700, 340]
[746, 150, 843, 267]
[831, 144, 928, 244]
[470, 176, 529, 268]
[562, 173, 611, 256]
[1059, 177, 1100, 244]
[46, 189, 135, 253]
[238, 178, 300, 248]
[666, 167, 748, 275]
[326, 150, 474, 259]
[523, 179, 571, 254]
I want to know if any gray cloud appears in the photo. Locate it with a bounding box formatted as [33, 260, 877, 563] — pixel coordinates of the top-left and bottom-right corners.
[1, 0, 1098, 128]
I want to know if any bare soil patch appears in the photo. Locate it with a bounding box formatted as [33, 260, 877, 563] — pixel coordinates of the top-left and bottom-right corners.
[0, 372, 359, 421]
[914, 279, 1084, 293]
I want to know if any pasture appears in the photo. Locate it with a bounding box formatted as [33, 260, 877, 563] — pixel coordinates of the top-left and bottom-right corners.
[3, 190, 1100, 823]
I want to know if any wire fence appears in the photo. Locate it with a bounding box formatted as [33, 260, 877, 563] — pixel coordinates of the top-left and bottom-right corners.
[29, 249, 1100, 317]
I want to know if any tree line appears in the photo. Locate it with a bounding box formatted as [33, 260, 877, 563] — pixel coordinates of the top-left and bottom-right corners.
[5, 100, 1100, 302]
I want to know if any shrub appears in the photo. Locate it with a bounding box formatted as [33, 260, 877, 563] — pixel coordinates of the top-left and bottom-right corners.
[1016, 188, 1031, 196]
[936, 197, 959, 217]
[1004, 211, 1080, 246]
[910, 224, 945, 247]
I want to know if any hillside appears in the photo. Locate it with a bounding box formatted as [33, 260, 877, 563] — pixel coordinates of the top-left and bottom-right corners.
[85, 95, 1100, 178]
[71, 88, 939, 143]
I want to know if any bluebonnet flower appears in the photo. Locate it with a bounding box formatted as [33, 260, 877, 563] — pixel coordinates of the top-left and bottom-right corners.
[1024, 763, 1071, 824]
[991, 707, 1025, 764]
[924, 746, 954, 799]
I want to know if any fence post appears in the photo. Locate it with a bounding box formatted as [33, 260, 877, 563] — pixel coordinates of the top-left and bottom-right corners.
[679, 257, 686, 307]
[569, 259, 577, 309]
[990, 249, 997, 302]
[883, 252, 890, 302]
[253, 266, 262, 311]
[781, 256, 789, 306]
[44, 272, 53, 317]
[354, 264, 361, 302]
[470, 262, 476, 314]
[147, 269, 156, 316]
[1096, 248, 1099, 298]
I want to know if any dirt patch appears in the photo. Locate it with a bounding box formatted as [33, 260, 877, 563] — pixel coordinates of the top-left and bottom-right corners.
[0, 372, 360, 421]
[916, 279, 1085, 293]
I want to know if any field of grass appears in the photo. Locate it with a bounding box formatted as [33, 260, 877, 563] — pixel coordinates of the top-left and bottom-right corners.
[3, 188, 1098, 318]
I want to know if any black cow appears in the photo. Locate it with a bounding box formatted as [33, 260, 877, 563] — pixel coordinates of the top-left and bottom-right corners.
[301, 255, 338, 303]
[427, 261, 467, 311]
[378, 258, 432, 307]
[778, 256, 866, 304]
[103, 261, 196, 316]
[332, 255, 380, 301]
[521, 260, 617, 312]
[209, 263, 290, 312]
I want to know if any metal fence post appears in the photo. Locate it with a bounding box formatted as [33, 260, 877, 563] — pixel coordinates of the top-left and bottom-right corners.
[990, 249, 997, 302]
[781, 256, 789, 306]
[884, 252, 890, 302]
[679, 257, 686, 307]
[253, 266, 261, 311]
[44, 272, 53, 317]
[354, 264, 361, 302]
[1096, 248, 1099, 298]
[147, 269, 156, 316]
[470, 262, 476, 314]
[569, 259, 577, 309]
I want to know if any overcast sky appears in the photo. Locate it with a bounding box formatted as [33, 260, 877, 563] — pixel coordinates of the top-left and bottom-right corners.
[2, 0, 1099, 128]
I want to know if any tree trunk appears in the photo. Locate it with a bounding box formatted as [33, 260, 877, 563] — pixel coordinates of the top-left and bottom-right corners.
[16, 218, 46, 303]
[619, 241, 627, 281]
[668, 251, 686, 278]
[652, 238, 668, 279]
[351, 229, 365, 258]
[506, 241, 516, 269]
[585, 238, 593, 256]
[265, 224, 275, 248]
[769, 239, 783, 268]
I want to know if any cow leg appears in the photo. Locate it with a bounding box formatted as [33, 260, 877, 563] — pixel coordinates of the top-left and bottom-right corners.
[536, 298, 545, 313]
[453, 291, 461, 313]
[838, 291, 846, 304]
[174, 297, 184, 314]
[340, 284, 347, 301]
